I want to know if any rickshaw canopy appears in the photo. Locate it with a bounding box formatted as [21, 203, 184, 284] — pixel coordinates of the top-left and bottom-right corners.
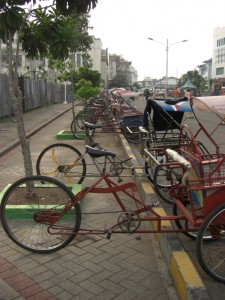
[192, 96, 225, 119]
[154, 99, 192, 112]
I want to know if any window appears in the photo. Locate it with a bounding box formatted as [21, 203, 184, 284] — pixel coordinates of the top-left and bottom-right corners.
[216, 67, 224, 75]
[217, 37, 225, 47]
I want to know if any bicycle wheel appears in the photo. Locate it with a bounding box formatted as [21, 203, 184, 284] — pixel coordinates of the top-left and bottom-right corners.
[36, 143, 86, 185]
[196, 203, 225, 283]
[153, 164, 181, 204]
[0, 175, 81, 253]
[75, 111, 95, 131]
[123, 118, 143, 144]
[71, 116, 95, 138]
[173, 200, 212, 240]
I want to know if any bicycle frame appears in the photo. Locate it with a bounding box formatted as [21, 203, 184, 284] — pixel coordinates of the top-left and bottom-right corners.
[36, 148, 201, 237]
[41, 122, 144, 184]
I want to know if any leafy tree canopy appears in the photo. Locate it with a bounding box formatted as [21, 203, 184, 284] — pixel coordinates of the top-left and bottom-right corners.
[74, 67, 101, 87]
[0, 0, 98, 16]
[0, 4, 94, 61]
[21, 7, 93, 60]
[76, 78, 100, 100]
[178, 69, 208, 92]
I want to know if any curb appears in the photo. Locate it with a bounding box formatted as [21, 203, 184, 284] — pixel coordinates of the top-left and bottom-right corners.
[117, 133, 210, 300]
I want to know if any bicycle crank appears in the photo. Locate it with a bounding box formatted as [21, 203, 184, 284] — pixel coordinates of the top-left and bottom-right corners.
[117, 210, 141, 232]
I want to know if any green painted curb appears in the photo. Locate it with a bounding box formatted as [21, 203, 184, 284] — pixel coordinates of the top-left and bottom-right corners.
[0, 183, 83, 219]
[56, 129, 85, 140]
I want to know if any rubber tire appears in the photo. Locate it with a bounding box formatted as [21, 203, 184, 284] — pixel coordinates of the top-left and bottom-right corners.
[196, 203, 225, 283]
[74, 111, 95, 131]
[0, 175, 81, 253]
[153, 164, 176, 204]
[173, 200, 198, 239]
[36, 143, 86, 185]
[71, 115, 95, 138]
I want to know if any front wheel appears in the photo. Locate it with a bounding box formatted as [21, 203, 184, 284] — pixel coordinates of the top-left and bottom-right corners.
[0, 175, 81, 253]
[196, 203, 225, 283]
[36, 143, 86, 185]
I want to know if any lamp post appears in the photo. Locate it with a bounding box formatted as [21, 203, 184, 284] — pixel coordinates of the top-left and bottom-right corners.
[148, 37, 187, 98]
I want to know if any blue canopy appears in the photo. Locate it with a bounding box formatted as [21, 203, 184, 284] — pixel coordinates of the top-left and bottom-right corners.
[154, 99, 192, 112]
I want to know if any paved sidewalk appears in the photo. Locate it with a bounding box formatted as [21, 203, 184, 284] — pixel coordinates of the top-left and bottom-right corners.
[0, 102, 178, 300]
[0, 102, 72, 157]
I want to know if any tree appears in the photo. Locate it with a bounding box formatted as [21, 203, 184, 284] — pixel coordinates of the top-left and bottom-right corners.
[109, 75, 129, 89]
[177, 70, 208, 93]
[74, 67, 101, 87]
[0, 1, 98, 16]
[132, 82, 142, 90]
[76, 78, 100, 104]
[0, 0, 98, 178]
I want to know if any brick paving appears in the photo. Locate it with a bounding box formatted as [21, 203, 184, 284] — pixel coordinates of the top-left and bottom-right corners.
[0, 102, 178, 299]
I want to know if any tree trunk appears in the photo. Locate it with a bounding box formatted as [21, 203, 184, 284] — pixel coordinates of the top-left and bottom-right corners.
[11, 86, 33, 177]
[8, 32, 33, 177]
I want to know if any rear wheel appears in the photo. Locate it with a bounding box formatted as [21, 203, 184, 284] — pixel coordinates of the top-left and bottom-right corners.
[71, 115, 95, 138]
[0, 175, 81, 253]
[196, 203, 225, 283]
[153, 164, 181, 204]
[36, 143, 86, 185]
[73, 111, 95, 131]
[173, 200, 212, 240]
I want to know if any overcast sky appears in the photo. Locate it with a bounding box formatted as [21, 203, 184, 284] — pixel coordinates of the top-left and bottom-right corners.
[89, 0, 225, 81]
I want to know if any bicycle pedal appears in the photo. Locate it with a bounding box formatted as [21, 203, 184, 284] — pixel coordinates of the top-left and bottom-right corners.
[106, 228, 112, 239]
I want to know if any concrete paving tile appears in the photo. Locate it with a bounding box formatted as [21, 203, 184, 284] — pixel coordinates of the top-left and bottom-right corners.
[0, 279, 24, 300]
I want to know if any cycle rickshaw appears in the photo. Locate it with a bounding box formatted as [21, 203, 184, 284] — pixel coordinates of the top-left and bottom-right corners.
[1, 97, 225, 283]
[139, 97, 192, 203]
[143, 95, 225, 282]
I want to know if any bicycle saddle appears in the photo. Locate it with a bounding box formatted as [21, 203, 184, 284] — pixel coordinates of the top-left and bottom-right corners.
[86, 145, 116, 158]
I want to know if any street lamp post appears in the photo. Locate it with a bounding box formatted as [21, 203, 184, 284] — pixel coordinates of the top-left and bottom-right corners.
[148, 37, 187, 98]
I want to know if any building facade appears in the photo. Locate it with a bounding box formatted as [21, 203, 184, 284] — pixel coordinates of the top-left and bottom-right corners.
[212, 26, 225, 94]
[4, 27, 225, 95]
[88, 37, 138, 89]
[197, 58, 212, 92]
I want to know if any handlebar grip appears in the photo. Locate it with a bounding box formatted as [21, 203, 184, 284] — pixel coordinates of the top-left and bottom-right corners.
[166, 149, 191, 170]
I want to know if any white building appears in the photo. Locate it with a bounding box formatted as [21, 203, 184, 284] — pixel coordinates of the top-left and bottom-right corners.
[197, 59, 212, 91]
[212, 26, 225, 93]
[88, 37, 102, 73]
[88, 37, 138, 89]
